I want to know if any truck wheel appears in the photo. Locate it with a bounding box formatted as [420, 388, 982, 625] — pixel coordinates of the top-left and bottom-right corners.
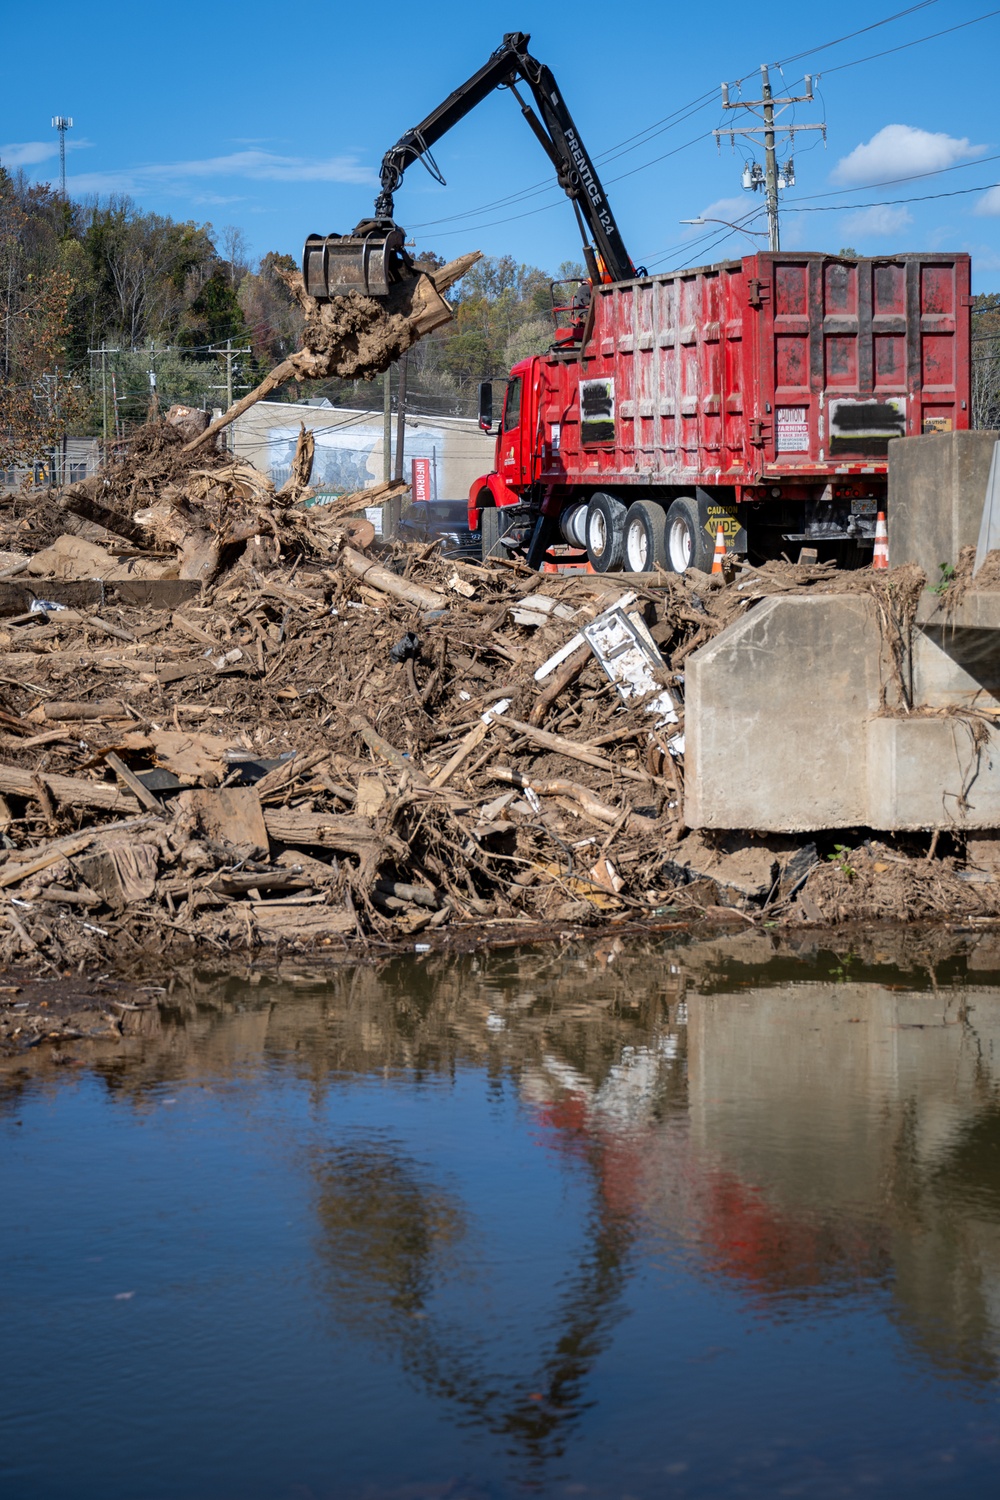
[480, 504, 510, 560]
[624, 500, 669, 572]
[665, 496, 713, 573]
[585, 492, 627, 572]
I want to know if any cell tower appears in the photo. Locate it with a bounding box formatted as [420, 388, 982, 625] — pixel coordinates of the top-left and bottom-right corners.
[51, 116, 73, 198]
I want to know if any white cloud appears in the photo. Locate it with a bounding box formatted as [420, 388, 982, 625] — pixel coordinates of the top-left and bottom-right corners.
[191, 192, 246, 206]
[150, 150, 372, 183]
[696, 196, 751, 223]
[1, 140, 57, 167]
[1, 138, 91, 168]
[842, 204, 914, 237]
[68, 149, 373, 197]
[973, 185, 1000, 216]
[832, 125, 984, 186]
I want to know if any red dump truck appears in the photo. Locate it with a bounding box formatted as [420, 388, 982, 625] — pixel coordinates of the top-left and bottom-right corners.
[470, 250, 972, 571]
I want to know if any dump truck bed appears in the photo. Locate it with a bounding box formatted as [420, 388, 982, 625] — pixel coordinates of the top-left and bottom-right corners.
[537, 251, 971, 490]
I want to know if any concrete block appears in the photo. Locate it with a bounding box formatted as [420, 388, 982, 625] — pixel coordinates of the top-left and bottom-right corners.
[867, 717, 1000, 830]
[912, 591, 1000, 710]
[889, 429, 999, 577]
[966, 832, 1000, 872]
[663, 831, 779, 901]
[685, 595, 881, 831]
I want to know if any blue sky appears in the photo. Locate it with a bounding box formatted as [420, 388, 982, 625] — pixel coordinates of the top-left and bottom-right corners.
[4, 0, 1000, 291]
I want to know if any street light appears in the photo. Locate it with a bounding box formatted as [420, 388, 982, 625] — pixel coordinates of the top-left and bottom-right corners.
[679, 217, 768, 238]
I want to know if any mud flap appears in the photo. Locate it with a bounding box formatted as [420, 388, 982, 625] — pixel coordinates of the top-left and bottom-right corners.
[526, 513, 557, 570]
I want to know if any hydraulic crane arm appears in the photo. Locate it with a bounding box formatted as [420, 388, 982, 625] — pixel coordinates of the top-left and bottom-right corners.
[303, 33, 640, 301]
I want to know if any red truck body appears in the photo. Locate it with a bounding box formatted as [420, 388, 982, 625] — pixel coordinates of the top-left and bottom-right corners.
[470, 251, 972, 568]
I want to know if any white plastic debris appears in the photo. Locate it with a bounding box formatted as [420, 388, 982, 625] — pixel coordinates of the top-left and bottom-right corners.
[533, 592, 637, 681]
[583, 605, 678, 727]
[482, 698, 511, 724]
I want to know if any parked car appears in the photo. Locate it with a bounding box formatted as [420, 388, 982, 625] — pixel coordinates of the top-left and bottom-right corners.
[398, 499, 481, 558]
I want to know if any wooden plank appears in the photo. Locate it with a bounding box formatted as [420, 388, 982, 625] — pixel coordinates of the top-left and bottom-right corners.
[0, 764, 140, 813]
[0, 834, 94, 889]
[178, 788, 269, 855]
[0, 581, 104, 615]
[108, 580, 202, 608]
[0, 578, 200, 617]
[104, 752, 163, 813]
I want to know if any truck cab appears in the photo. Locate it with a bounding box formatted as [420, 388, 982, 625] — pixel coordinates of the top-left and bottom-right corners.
[468, 359, 539, 551]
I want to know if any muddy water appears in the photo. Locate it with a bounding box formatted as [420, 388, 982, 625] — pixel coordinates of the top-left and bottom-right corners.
[3, 932, 1000, 1499]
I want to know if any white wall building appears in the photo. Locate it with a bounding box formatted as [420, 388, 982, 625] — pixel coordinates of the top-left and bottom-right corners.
[231, 400, 495, 502]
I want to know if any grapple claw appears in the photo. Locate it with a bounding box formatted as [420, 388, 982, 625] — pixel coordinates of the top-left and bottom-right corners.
[302, 225, 413, 301]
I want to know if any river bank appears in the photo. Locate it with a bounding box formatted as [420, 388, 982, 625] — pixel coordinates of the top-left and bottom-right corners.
[4, 915, 1000, 1058]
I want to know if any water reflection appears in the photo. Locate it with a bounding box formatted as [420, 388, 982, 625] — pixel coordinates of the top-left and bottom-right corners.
[4, 928, 1000, 1494]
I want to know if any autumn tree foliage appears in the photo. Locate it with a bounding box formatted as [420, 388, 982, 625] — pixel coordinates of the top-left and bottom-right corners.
[0, 170, 86, 466]
[0, 160, 586, 454]
[973, 293, 1000, 433]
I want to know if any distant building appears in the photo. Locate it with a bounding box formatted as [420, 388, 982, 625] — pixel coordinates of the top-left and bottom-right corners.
[1, 437, 101, 493]
[231, 401, 495, 502]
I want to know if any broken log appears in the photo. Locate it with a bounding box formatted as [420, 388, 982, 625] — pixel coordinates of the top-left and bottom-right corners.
[183, 252, 481, 454]
[0, 834, 94, 889]
[44, 700, 125, 721]
[351, 715, 434, 788]
[498, 716, 656, 783]
[489, 767, 657, 831]
[529, 641, 590, 726]
[0, 764, 139, 814]
[262, 807, 407, 860]
[58, 484, 146, 545]
[340, 547, 447, 611]
[277, 425, 315, 502]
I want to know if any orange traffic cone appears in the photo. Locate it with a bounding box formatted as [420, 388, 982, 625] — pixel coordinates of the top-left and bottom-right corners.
[711, 523, 726, 575]
[873, 511, 889, 570]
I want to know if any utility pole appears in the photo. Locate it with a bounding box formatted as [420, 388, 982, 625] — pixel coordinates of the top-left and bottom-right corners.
[207, 340, 250, 449]
[716, 68, 825, 252]
[88, 345, 120, 449]
[387, 352, 409, 540]
[51, 116, 73, 198]
[393, 352, 408, 483]
[761, 68, 779, 253]
[382, 367, 392, 484]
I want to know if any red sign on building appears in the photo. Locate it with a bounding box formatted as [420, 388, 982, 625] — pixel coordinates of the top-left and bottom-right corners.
[411, 456, 431, 504]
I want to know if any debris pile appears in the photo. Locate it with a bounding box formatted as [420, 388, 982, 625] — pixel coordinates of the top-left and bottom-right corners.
[3, 403, 1000, 982]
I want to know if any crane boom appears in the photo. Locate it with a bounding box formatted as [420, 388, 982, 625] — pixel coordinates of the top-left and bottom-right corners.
[303, 33, 639, 301]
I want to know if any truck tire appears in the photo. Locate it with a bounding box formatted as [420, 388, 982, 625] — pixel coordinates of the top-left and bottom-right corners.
[480, 504, 511, 560]
[585, 492, 627, 572]
[624, 500, 669, 572]
[665, 496, 714, 573]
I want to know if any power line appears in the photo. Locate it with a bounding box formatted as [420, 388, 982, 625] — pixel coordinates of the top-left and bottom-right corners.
[821, 5, 1000, 75]
[778, 151, 1000, 205]
[774, 1, 940, 68]
[783, 179, 1000, 213]
[406, 0, 976, 242]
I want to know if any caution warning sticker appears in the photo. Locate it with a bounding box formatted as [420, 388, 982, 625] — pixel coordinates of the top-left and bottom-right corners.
[776, 407, 810, 452]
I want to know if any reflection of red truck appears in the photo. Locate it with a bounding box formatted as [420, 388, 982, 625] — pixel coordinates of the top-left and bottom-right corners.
[470, 251, 972, 572]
